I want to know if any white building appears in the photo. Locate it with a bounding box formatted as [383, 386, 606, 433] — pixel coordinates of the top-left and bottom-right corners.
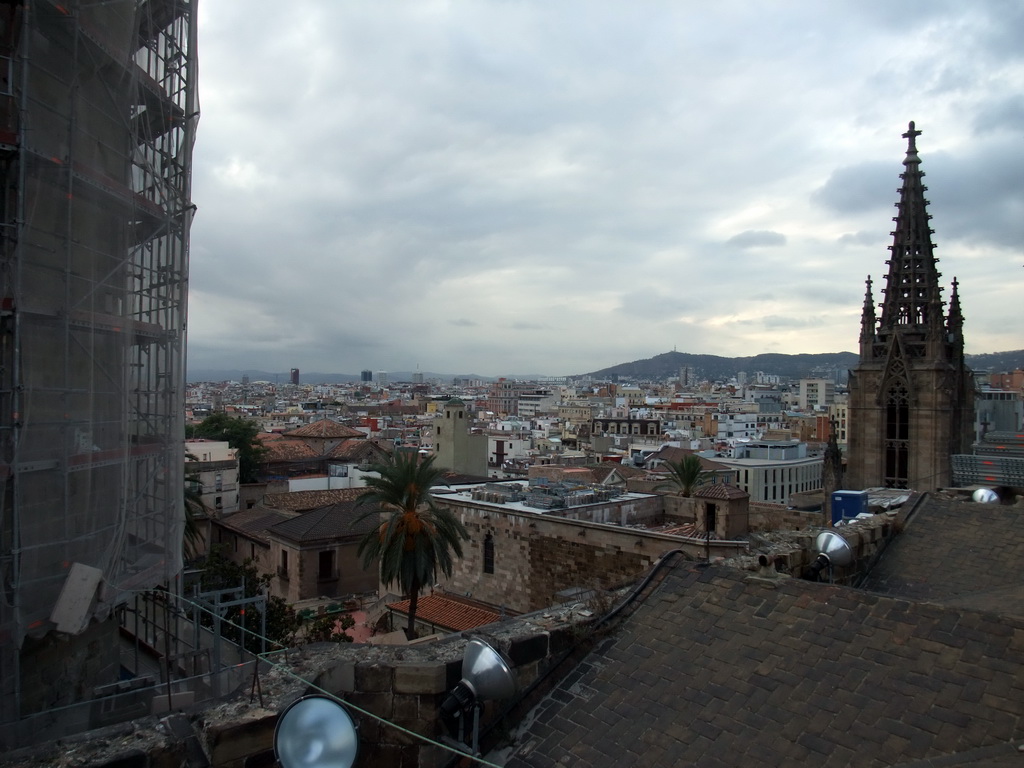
[712, 440, 822, 504]
[185, 439, 240, 518]
[798, 378, 836, 411]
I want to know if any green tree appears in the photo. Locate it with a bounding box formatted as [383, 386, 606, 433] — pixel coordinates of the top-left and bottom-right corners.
[303, 612, 355, 644]
[186, 413, 267, 483]
[658, 454, 712, 497]
[197, 546, 298, 653]
[355, 452, 469, 640]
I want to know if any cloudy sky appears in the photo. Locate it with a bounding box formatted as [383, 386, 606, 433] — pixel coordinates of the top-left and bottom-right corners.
[188, 1, 1023, 378]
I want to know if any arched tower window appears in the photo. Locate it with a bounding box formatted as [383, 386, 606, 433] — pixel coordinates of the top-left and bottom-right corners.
[483, 534, 494, 575]
[884, 383, 910, 488]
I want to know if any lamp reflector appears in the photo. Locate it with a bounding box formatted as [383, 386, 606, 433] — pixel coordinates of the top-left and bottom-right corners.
[972, 488, 998, 503]
[814, 530, 854, 568]
[462, 638, 517, 702]
[275, 695, 359, 768]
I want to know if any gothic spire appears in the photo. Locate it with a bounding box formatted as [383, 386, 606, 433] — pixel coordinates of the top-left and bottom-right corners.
[859, 275, 875, 344]
[878, 122, 943, 337]
[947, 276, 964, 338]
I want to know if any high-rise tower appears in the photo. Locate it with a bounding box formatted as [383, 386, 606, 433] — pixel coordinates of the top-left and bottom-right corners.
[846, 123, 973, 491]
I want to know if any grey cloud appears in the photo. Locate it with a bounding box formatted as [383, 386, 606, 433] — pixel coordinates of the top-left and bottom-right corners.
[761, 315, 822, 330]
[813, 161, 894, 215]
[726, 230, 787, 248]
[510, 322, 547, 331]
[449, 319, 478, 328]
[838, 231, 882, 247]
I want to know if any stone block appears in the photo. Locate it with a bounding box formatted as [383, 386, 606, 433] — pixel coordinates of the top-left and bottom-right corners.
[391, 692, 421, 722]
[316, 660, 355, 693]
[354, 661, 393, 692]
[349, 690, 394, 720]
[205, 713, 277, 767]
[509, 632, 549, 666]
[393, 662, 446, 694]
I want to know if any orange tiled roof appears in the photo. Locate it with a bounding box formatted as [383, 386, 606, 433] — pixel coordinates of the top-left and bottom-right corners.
[327, 438, 385, 461]
[694, 483, 749, 500]
[286, 418, 365, 439]
[263, 488, 365, 512]
[257, 436, 319, 461]
[386, 593, 501, 632]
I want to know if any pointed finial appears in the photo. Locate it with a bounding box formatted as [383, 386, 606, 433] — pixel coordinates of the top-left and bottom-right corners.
[902, 121, 922, 165]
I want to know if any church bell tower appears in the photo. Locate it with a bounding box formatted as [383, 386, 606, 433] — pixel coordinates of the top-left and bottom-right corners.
[846, 123, 974, 491]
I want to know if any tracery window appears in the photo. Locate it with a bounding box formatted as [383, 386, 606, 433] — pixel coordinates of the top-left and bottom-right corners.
[884, 383, 909, 488]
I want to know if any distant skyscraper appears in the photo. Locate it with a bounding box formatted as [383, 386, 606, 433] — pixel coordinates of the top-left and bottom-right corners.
[847, 123, 973, 491]
[377, 371, 388, 386]
[361, 369, 373, 383]
[290, 368, 300, 385]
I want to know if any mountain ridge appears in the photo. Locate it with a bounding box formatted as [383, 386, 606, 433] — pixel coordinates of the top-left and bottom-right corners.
[187, 349, 1024, 384]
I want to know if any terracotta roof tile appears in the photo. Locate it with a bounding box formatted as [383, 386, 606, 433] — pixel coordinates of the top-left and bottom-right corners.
[327, 438, 387, 461]
[386, 593, 500, 632]
[263, 488, 365, 512]
[286, 418, 365, 439]
[693, 483, 749, 500]
[257, 436, 319, 461]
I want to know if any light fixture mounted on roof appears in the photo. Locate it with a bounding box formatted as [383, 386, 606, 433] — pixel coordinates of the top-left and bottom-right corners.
[440, 638, 518, 755]
[807, 530, 854, 584]
[274, 695, 359, 768]
[972, 488, 999, 504]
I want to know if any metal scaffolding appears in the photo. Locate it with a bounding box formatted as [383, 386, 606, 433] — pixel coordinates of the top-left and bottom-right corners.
[0, 0, 197, 738]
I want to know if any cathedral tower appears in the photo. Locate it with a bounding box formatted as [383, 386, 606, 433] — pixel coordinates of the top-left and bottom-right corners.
[846, 123, 974, 491]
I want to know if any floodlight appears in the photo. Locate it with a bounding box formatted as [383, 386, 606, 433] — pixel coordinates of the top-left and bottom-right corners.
[808, 530, 854, 583]
[274, 695, 359, 768]
[972, 488, 999, 504]
[441, 638, 517, 754]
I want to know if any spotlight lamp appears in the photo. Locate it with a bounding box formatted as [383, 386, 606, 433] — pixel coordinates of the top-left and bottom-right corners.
[441, 638, 518, 754]
[274, 695, 359, 768]
[807, 530, 854, 583]
[972, 488, 999, 504]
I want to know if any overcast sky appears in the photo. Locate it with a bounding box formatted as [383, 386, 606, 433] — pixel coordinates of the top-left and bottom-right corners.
[188, 1, 1023, 378]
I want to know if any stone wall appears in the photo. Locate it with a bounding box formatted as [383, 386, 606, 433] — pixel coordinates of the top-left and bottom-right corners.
[438, 497, 735, 613]
[10, 617, 121, 747]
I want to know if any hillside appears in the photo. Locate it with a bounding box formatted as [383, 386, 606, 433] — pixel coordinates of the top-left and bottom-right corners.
[585, 349, 1024, 382]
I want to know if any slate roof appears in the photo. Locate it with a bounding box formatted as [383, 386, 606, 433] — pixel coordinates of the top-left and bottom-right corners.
[216, 509, 292, 541]
[285, 418, 365, 439]
[860, 495, 1024, 618]
[268, 500, 378, 543]
[386, 593, 501, 632]
[505, 556, 1024, 767]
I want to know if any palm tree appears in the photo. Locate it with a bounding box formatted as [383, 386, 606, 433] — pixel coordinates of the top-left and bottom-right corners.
[355, 452, 469, 640]
[658, 453, 712, 497]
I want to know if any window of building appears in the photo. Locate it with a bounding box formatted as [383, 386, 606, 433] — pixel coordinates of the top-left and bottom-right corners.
[483, 534, 494, 574]
[280, 549, 288, 576]
[319, 550, 335, 581]
[884, 383, 910, 488]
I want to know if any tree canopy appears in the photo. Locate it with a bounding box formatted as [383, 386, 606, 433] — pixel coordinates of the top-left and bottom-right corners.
[186, 413, 267, 483]
[658, 454, 712, 497]
[355, 452, 468, 640]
